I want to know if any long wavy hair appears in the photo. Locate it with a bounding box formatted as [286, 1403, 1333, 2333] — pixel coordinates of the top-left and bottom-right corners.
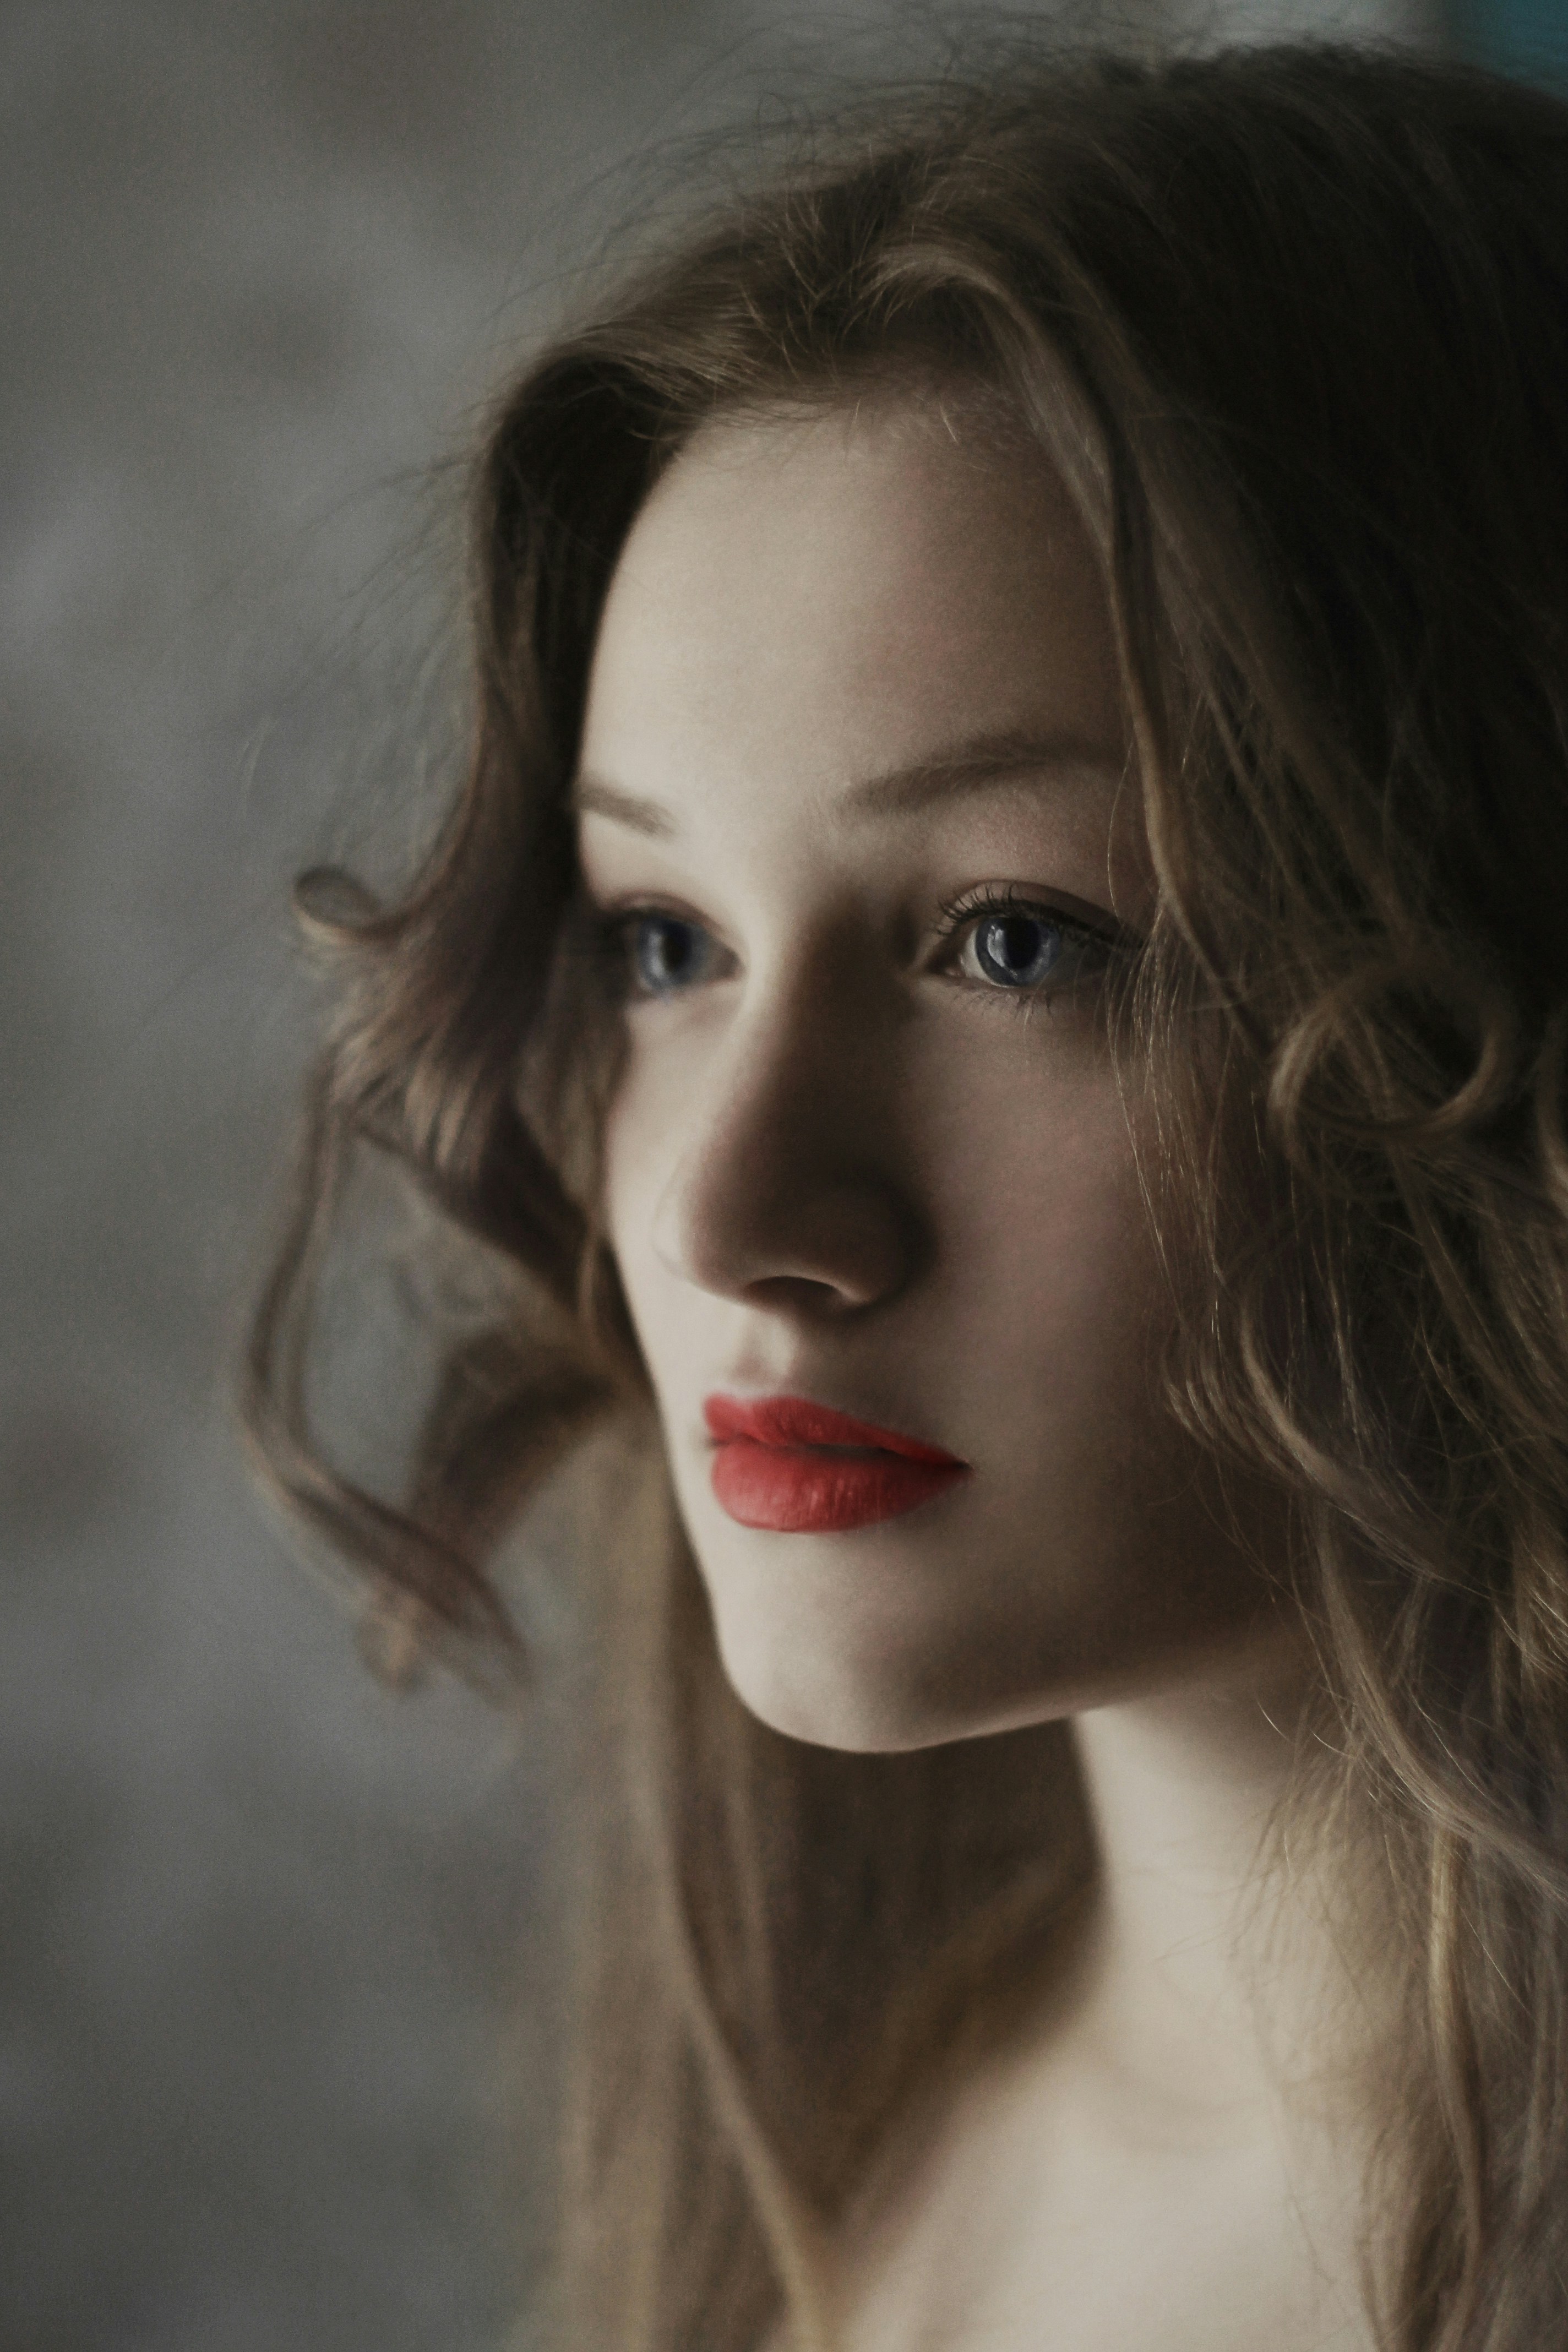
[242, 40, 1568, 2352]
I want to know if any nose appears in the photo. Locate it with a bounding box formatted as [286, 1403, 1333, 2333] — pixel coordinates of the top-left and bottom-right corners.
[649, 968, 922, 1316]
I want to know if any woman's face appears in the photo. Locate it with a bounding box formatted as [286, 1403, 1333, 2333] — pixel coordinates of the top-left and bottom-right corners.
[576, 393, 1283, 1751]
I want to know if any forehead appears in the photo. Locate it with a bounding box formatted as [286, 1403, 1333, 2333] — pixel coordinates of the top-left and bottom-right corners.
[578, 395, 1127, 840]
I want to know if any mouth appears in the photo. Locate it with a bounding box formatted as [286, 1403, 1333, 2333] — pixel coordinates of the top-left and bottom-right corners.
[701, 1393, 971, 1533]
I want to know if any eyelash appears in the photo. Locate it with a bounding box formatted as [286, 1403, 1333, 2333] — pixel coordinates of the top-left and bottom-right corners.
[597, 887, 1118, 1008]
[930, 885, 1115, 999]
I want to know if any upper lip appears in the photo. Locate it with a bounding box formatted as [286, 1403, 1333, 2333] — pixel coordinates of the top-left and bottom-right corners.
[702, 1393, 967, 1466]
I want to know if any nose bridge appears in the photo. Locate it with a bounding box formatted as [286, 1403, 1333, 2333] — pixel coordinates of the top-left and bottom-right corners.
[651, 948, 913, 1307]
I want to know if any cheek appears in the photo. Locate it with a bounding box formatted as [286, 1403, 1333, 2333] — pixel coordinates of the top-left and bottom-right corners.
[599, 1056, 686, 1355]
[915, 1042, 1163, 1409]
[601, 1084, 654, 1281]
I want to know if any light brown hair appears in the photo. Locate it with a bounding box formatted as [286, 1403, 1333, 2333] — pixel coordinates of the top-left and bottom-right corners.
[245, 41, 1568, 2351]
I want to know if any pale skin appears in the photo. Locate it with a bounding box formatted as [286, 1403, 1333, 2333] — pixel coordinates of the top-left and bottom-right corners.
[575, 394, 1387, 2350]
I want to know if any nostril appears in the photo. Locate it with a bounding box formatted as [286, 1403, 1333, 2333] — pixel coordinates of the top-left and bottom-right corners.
[746, 1272, 864, 1315]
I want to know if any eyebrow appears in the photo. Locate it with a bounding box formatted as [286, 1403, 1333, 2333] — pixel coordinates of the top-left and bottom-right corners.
[570, 729, 1126, 837]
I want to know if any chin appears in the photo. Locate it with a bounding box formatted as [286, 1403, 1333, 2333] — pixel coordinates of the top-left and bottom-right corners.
[706, 1591, 1044, 1755]
[717, 1647, 940, 1752]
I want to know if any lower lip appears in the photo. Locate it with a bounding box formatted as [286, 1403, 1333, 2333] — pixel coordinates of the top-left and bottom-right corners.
[710, 1441, 968, 1533]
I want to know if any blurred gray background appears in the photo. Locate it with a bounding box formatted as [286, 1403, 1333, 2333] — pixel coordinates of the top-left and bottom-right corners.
[1, 1, 1490, 2346]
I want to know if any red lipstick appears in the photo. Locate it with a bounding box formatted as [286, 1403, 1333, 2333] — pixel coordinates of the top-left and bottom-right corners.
[703, 1394, 970, 1533]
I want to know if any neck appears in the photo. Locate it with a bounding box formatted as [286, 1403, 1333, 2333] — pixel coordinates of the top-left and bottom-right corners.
[819, 1637, 1395, 2352]
[1068, 1635, 1385, 2129]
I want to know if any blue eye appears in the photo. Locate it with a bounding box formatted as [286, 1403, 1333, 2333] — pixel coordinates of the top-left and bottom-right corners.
[969, 912, 1064, 990]
[601, 892, 1113, 1008]
[938, 890, 1118, 1003]
[628, 912, 712, 995]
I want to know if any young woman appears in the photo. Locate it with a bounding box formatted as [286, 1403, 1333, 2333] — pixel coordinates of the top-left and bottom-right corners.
[245, 39, 1568, 2352]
